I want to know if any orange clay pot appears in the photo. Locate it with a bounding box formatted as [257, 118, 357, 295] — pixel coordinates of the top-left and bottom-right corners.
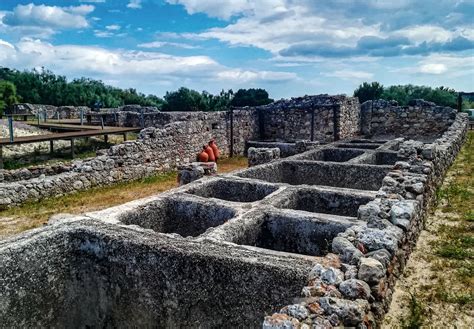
[209, 140, 220, 159]
[204, 145, 216, 162]
[198, 147, 209, 162]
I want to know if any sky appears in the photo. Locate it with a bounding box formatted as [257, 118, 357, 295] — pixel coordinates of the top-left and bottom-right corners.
[0, 0, 473, 99]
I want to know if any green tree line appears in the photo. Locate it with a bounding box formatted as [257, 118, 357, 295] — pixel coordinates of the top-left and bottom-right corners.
[0, 67, 273, 113]
[353, 81, 472, 109]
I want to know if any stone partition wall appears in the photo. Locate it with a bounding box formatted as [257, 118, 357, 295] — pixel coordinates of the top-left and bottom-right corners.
[251, 95, 360, 142]
[360, 99, 457, 137]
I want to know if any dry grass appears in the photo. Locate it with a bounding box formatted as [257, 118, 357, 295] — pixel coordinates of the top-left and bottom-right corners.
[0, 156, 247, 239]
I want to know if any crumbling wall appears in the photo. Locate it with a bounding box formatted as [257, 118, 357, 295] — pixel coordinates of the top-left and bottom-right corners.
[251, 95, 360, 142]
[0, 110, 259, 207]
[9, 103, 90, 119]
[360, 99, 457, 137]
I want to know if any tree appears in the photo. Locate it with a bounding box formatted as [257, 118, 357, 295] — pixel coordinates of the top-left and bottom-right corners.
[353, 82, 384, 103]
[231, 88, 273, 107]
[0, 80, 19, 114]
[381, 84, 457, 107]
[163, 87, 204, 111]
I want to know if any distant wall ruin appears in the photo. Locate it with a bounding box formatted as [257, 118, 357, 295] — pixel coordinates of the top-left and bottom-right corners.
[361, 99, 457, 137]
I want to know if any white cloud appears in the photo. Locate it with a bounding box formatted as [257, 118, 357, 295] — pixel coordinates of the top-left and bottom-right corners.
[419, 63, 448, 74]
[166, 0, 255, 20]
[175, 4, 381, 53]
[138, 41, 199, 49]
[1, 38, 296, 87]
[94, 30, 114, 38]
[394, 53, 474, 78]
[127, 0, 142, 9]
[167, 0, 473, 61]
[79, 0, 106, 3]
[106, 24, 121, 31]
[324, 70, 374, 80]
[1, 3, 94, 30]
[395, 25, 455, 43]
[216, 69, 297, 82]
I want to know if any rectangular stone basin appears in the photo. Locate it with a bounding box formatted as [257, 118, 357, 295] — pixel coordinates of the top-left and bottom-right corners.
[187, 179, 279, 202]
[231, 211, 357, 256]
[337, 143, 381, 149]
[274, 188, 375, 217]
[119, 196, 236, 237]
[0, 221, 313, 328]
[296, 148, 365, 162]
[236, 160, 390, 191]
[351, 151, 400, 166]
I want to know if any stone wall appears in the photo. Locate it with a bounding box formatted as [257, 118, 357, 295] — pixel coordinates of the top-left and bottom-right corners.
[9, 103, 90, 119]
[251, 95, 360, 142]
[361, 99, 457, 137]
[0, 110, 259, 207]
[264, 113, 469, 327]
[0, 110, 468, 327]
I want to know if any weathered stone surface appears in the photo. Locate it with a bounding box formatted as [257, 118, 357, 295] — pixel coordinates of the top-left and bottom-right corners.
[309, 264, 344, 286]
[339, 279, 371, 300]
[332, 237, 362, 264]
[248, 147, 280, 167]
[390, 200, 417, 230]
[318, 297, 369, 326]
[281, 304, 309, 320]
[357, 257, 385, 284]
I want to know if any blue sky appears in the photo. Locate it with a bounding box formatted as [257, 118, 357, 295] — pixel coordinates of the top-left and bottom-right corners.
[0, 0, 473, 99]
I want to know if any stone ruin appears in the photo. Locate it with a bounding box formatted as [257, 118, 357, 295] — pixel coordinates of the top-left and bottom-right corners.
[0, 94, 469, 328]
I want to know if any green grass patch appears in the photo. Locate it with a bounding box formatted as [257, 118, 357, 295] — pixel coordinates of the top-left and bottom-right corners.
[400, 292, 426, 329]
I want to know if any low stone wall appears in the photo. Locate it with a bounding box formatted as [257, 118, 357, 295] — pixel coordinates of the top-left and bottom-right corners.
[361, 99, 457, 137]
[0, 164, 72, 183]
[264, 113, 468, 327]
[0, 110, 259, 207]
[9, 103, 90, 119]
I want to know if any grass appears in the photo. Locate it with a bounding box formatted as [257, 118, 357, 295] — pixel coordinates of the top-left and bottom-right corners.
[0, 155, 247, 238]
[400, 292, 426, 329]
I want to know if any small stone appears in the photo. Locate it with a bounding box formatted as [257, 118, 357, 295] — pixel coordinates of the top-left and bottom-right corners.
[365, 249, 391, 269]
[318, 297, 369, 326]
[332, 237, 362, 264]
[321, 267, 344, 286]
[282, 304, 309, 321]
[357, 257, 385, 284]
[339, 279, 371, 300]
[263, 313, 300, 329]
